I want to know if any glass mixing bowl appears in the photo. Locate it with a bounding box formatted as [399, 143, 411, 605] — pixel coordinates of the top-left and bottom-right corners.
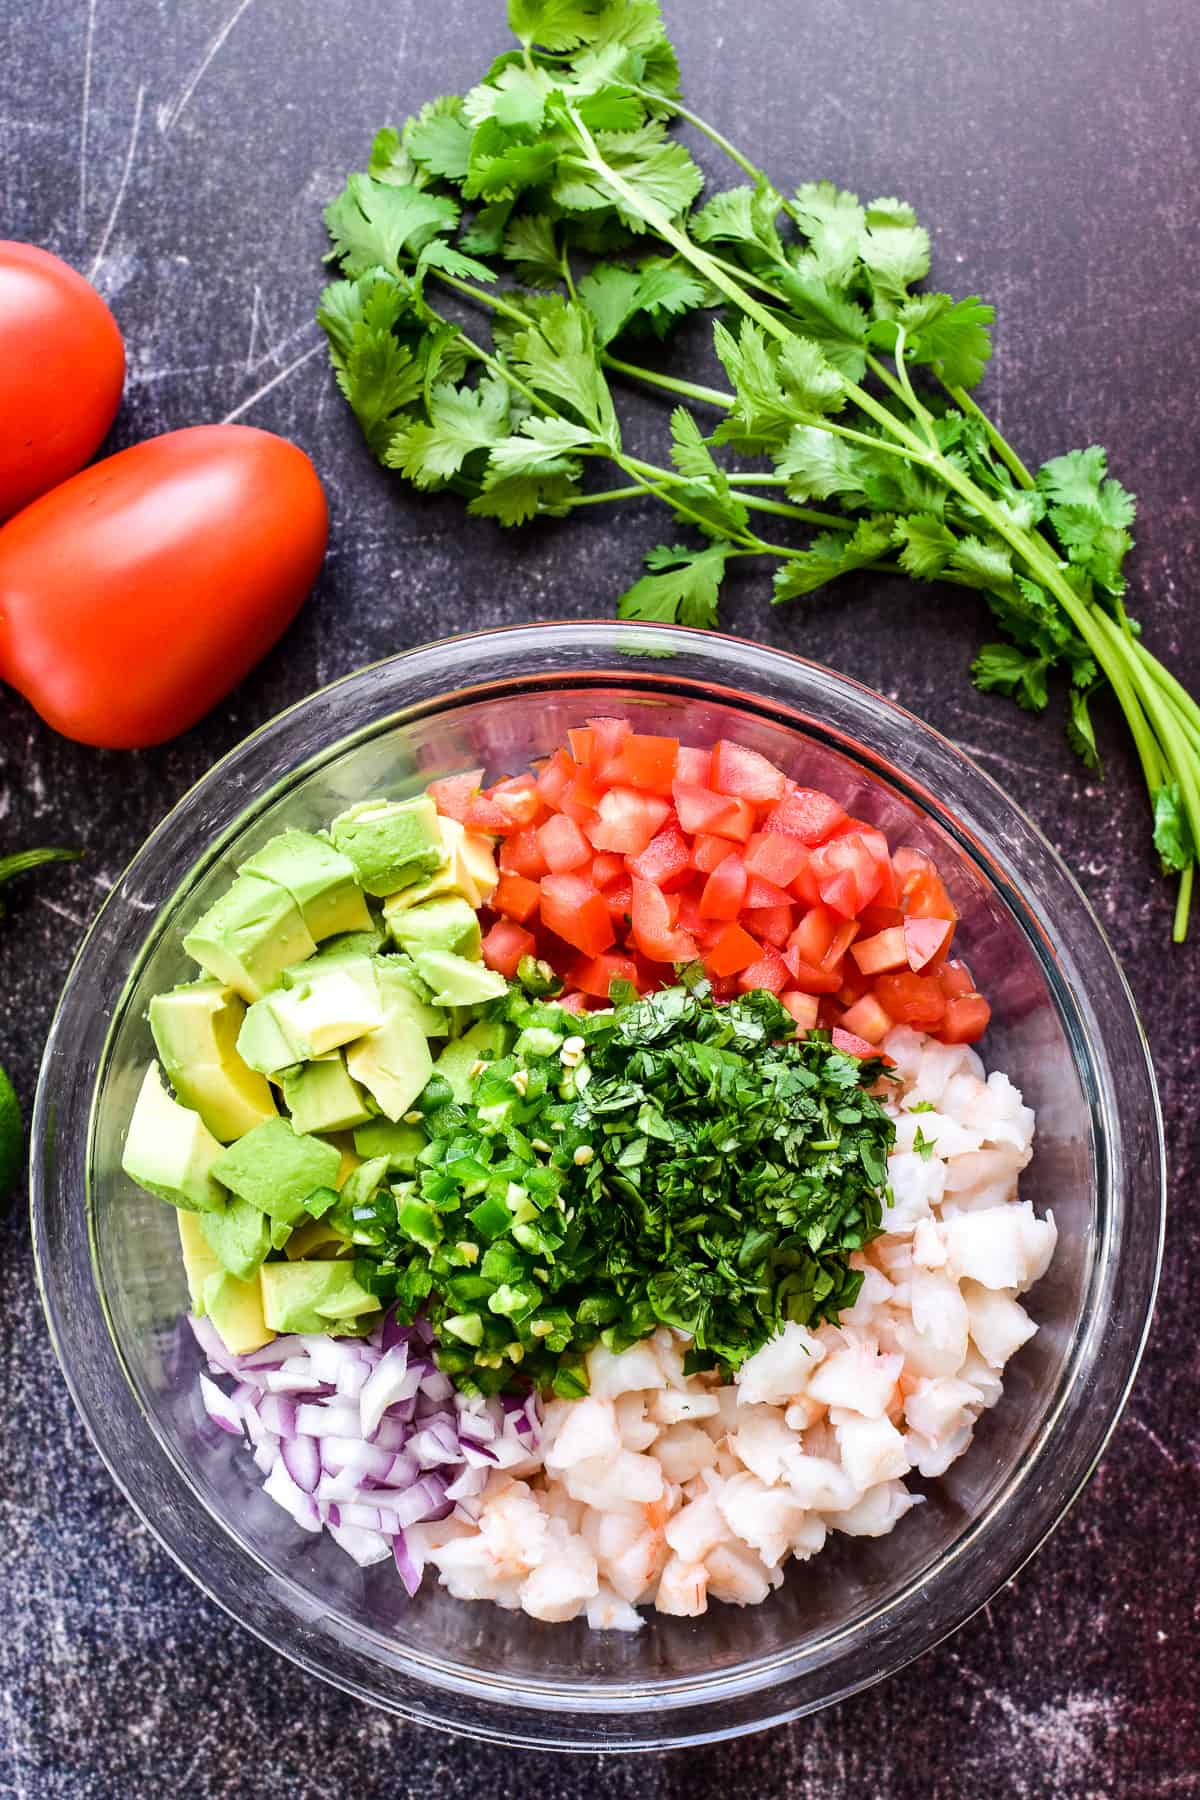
[31, 622, 1164, 1750]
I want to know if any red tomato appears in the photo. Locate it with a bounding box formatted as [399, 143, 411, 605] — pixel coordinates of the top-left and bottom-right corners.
[743, 831, 810, 887]
[742, 904, 794, 947]
[540, 874, 616, 956]
[940, 992, 991, 1043]
[832, 1027, 895, 1064]
[938, 958, 977, 1000]
[675, 744, 712, 786]
[0, 425, 326, 748]
[630, 878, 697, 963]
[536, 748, 575, 808]
[743, 873, 794, 910]
[587, 787, 670, 855]
[710, 740, 789, 805]
[838, 993, 894, 1043]
[703, 921, 761, 978]
[779, 990, 820, 1031]
[790, 904, 839, 967]
[428, 769, 484, 822]
[691, 831, 741, 874]
[893, 846, 957, 921]
[499, 827, 549, 878]
[557, 770, 605, 826]
[536, 812, 592, 873]
[904, 915, 954, 971]
[481, 919, 536, 977]
[699, 852, 747, 920]
[0, 243, 125, 522]
[672, 782, 756, 841]
[626, 822, 692, 888]
[585, 716, 631, 764]
[489, 774, 542, 828]
[566, 726, 594, 764]
[737, 947, 790, 994]
[492, 871, 541, 923]
[872, 970, 946, 1029]
[590, 851, 625, 889]
[764, 787, 847, 844]
[808, 832, 886, 918]
[569, 951, 641, 998]
[603, 732, 679, 795]
[465, 793, 517, 833]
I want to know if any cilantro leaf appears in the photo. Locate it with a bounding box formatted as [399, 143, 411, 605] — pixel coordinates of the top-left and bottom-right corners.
[324, 175, 459, 276]
[502, 213, 563, 285]
[618, 542, 731, 627]
[577, 258, 707, 346]
[318, 272, 430, 455]
[1153, 783, 1195, 872]
[860, 197, 931, 312]
[1066, 683, 1102, 772]
[468, 469, 579, 524]
[772, 517, 896, 601]
[972, 642, 1051, 712]
[508, 296, 620, 444]
[692, 178, 785, 264]
[775, 424, 869, 502]
[385, 376, 511, 487]
[789, 181, 866, 288]
[508, 0, 609, 51]
[405, 97, 473, 181]
[892, 513, 957, 578]
[484, 415, 595, 478]
[463, 119, 560, 202]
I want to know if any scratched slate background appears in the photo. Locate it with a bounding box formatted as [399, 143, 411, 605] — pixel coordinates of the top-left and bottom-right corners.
[1, 0, 1198, 1794]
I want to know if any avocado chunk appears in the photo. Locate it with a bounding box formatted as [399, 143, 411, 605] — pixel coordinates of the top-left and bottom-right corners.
[149, 982, 277, 1142]
[282, 1053, 372, 1135]
[285, 1216, 350, 1260]
[345, 959, 441, 1121]
[352, 1116, 426, 1173]
[330, 796, 444, 897]
[183, 872, 317, 1002]
[199, 1194, 273, 1281]
[259, 1260, 381, 1334]
[386, 894, 482, 962]
[434, 1019, 511, 1102]
[203, 1269, 274, 1355]
[237, 962, 383, 1074]
[210, 1116, 341, 1225]
[176, 1209, 224, 1309]
[122, 1062, 227, 1213]
[241, 829, 373, 942]
[383, 816, 500, 913]
[411, 949, 508, 1007]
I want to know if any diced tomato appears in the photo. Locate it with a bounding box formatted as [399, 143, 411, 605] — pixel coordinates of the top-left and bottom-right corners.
[940, 992, 991, 1043]
[743, 831, 810, 887]
[481, 919, 536, 978]
[627, 822, 692, 889]
[585, 717, 632, 765]
[536, 812, 592, 873]
[465, 792, 517, 834]
[428, 768, 484, 824]
[780, 990, 820, 1032]
[851, 926, 908, 976]
[790, 904, 839, 968]
[938, 958, 976, 1000]
[566, 726, 595, 765]
[602, 876, 633, 921]
[492, 870, 541, 923]
[736, 946, 790, 994]
[838, 993, 894, 1044]
[672, 782, 756, 841]
[789, 849, 822, 908]
[675, 744, 712, 786]
[630, 878, 698, 964]
[489, 774, 542, 828]
[569, 951, 641, 999]
[499, 827, 548, 879]
[710, 740, 788, 805]
[904, 915, 954, 971]
[857, 903, 904, 935]
[675, 889, 706, 933]
[809, 831, 886, 918]
[703, 921, 761, 978]
[764, 786, 847, 844]
[743, 873, 794, 909]
[590, 850, 625, 889]
[536, 749, 575, 809]
[699, 852, 747, 920]
[823, 919, 860, 969]
[587, 787, 671, 855]
[858, 827, 899, 909]
[557, 771, 605, 827]
[872, 970, 945, 1029]
[707, 972, 741, 1000]
[603, 732, 679, 796]
[742, 904, 794, 947]
[555, 990, 589, 1015]
[691, 832, 739, 874]
[893, 845, 957, 921]
[540, 874, 616, 956]
[837, 961, 872, 1004]
[832, 1027, 895, 1064]
[781, 949, 843, 994]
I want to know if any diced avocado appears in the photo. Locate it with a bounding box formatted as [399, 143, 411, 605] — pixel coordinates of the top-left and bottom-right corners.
[237, 963, 382, 1073]
[335, 1137, 363, 1187]
[148, 982, 277, 1143]
[337, 1153, 391, 1218]
[411, 949, 508, 1007]
[386, 894, 482, 961]
[177, 1210, 224, 1309]
[199, 1194, 272, 1281]
[241, 829, 373, 942]
[374, 955, 447, 1035]
[259, 1260, 381, 1334]
[434, 1018, 511, 1102]
[183, 872, 317, 1002]
[345, 960, 440, 1121]
[459, 829, 500, 902]
[352, 1117, 426, 1173]
[285, 1216, 350, 1260]
[210, 1117, 341, 1225]
[282, 1054, 372, 1135]
[202, 1269, 274, 1355]
[122, 1062, 227, 1213]
[330, 796, 444, 897]
[383, 816, 500, 913]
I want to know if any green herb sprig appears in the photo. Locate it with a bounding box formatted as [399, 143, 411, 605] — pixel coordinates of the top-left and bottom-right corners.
[318, 0, 1199, 938]
[345, 983, 894, 1396]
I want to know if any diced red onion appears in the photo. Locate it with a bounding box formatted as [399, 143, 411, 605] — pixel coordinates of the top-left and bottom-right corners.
[280, 1434, 321, 1494]
[328, 1522, 392, 1566]
[263, 1459, 322, 1532]
[392, 1530, 423, 1597]
[199, 1374, 244, 1436]
[256, 1395, 297, 1438]
[359, 1345, 416, 1439]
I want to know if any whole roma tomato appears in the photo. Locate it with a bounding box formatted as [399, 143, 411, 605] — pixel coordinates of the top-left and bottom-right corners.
[0, 242, 125, 521]
[0, 425, 328, 748]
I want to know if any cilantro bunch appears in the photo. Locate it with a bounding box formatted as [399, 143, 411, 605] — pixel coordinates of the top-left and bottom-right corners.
[319, 0, 1199, 939]
[349, 984, 893, 1396]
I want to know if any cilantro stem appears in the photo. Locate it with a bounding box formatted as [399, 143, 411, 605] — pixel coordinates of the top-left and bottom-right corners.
[560, 479, 851, 532]
[599, 353, 733, 409]
[1129, 640, 1200, 760]
[1173, 863, 1194, 943]
[947, 384, 1037, 489]
[632, 88, 763, 182]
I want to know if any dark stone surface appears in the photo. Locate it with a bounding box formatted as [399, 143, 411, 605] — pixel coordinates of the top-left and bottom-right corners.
[2, 0, 1198, 1793]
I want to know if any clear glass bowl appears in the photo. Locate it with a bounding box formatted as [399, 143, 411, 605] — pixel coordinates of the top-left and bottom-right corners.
[31, 622, 1164, 1750]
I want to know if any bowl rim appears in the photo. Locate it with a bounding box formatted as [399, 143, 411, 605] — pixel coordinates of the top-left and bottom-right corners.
[30, 620, 1166, 1750]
